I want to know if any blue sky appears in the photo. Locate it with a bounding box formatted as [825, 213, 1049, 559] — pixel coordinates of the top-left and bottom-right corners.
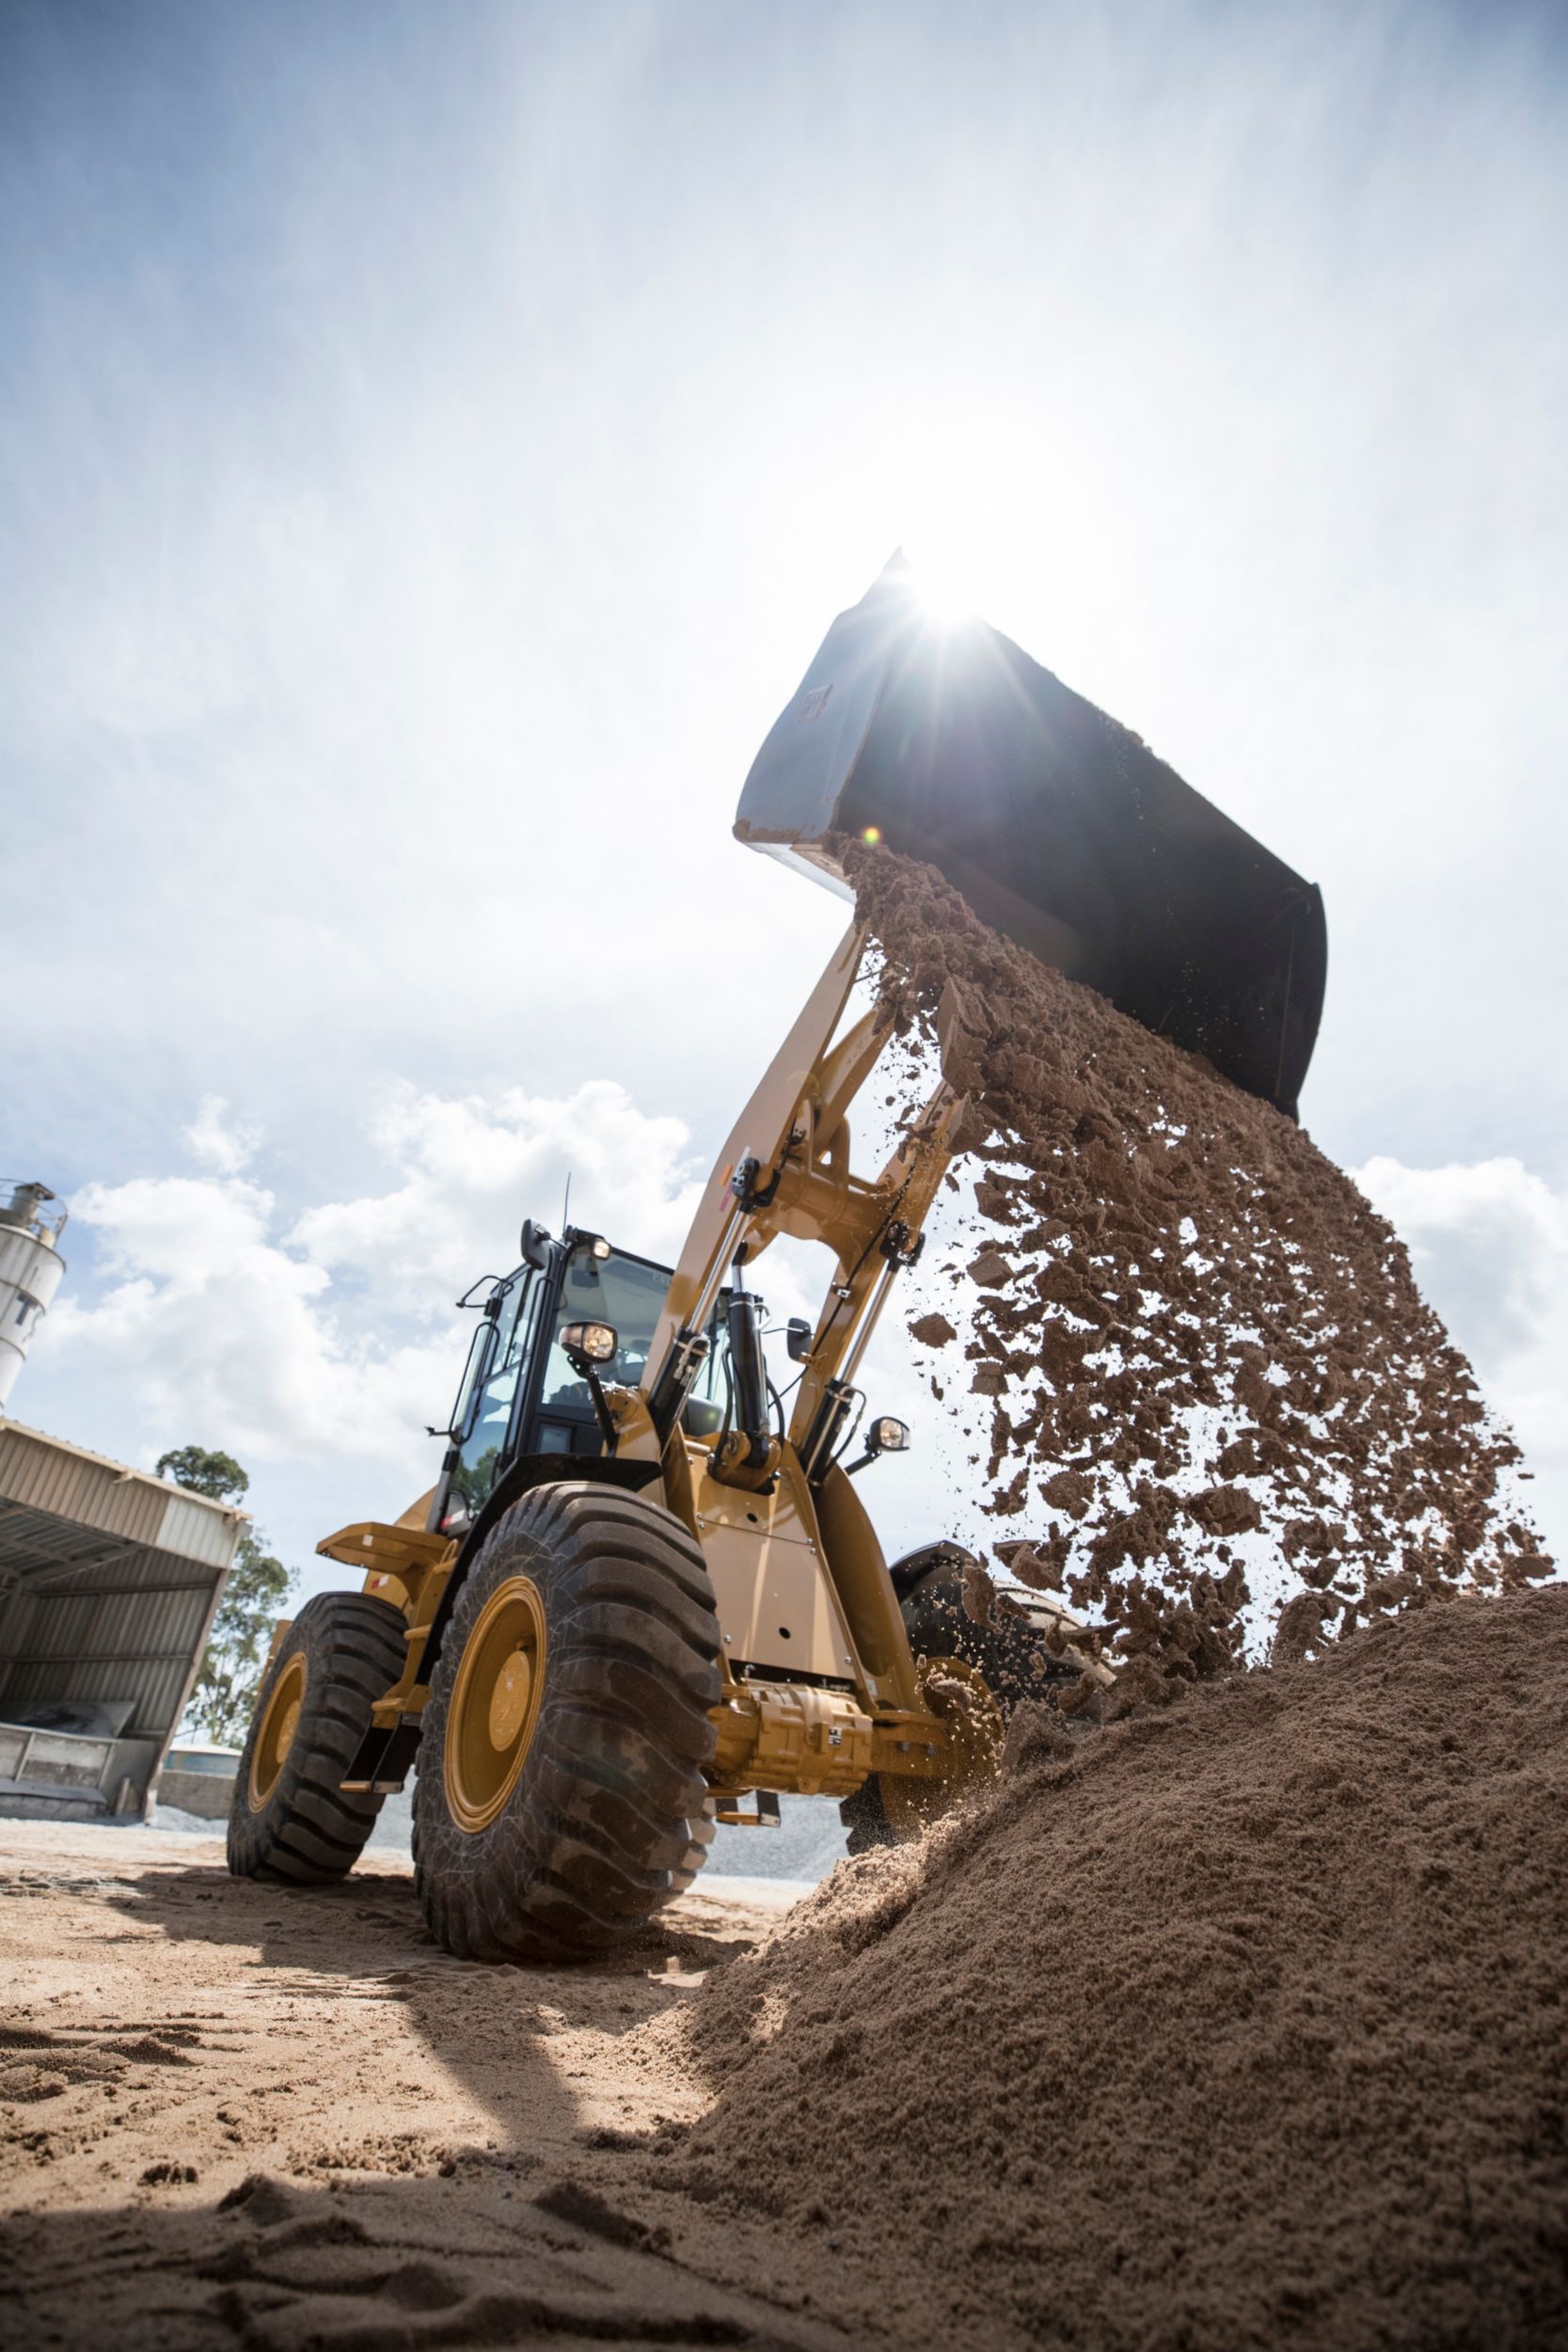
[5, 0, 1566, 1581]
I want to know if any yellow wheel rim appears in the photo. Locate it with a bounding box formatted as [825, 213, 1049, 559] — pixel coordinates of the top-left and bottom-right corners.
[880, 1655, 1005, 1839]
[247, 1652, 307, 1812]
[444, 1575, 548, 1836]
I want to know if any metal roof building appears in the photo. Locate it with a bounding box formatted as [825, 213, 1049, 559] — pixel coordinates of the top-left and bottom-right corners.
[0, 1420, 244, 1820]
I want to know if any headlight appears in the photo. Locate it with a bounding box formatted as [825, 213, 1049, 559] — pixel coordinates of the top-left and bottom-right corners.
[870, 1416, 911, 1454]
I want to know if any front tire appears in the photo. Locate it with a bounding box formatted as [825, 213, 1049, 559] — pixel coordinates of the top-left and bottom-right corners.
[227, 1591, 406, 1885]
[414, 1482, 721, 1963]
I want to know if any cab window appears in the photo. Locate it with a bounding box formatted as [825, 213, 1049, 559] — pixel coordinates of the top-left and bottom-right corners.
[682, 1294, 736, 1442]
[534, 1245, 672, 1451]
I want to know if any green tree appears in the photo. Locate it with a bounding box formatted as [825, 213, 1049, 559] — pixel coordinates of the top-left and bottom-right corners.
[154, 1445, 248, 1505]
[157, 1446, 295, 1747]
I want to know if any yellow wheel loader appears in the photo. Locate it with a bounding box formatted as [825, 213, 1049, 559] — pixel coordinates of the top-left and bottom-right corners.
[229, 559, 1326, 1962]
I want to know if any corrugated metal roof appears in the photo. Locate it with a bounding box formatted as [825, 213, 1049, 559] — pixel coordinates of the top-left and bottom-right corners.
[155, 1490, 236, 1569]
[0, 1502, 231, 1591]
[0, 1421, 245, 1565]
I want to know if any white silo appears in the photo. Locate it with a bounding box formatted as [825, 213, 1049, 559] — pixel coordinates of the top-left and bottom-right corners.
[0, 1183, 69, 1408]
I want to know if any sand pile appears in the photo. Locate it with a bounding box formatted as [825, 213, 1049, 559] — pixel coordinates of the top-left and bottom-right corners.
[844, 842, 1551, 1681]
[666, 1585, 1568, 2349]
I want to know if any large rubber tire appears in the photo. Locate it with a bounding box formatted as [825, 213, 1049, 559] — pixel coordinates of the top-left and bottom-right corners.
[413, 1482, 721, 1963]
[841, 1562, 1080, 1854]
[227, 1591, 406, 1885]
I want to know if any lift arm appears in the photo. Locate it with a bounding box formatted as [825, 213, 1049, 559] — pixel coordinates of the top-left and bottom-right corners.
[643, 923, 864, 1433]
[641, 920, 965, 1470]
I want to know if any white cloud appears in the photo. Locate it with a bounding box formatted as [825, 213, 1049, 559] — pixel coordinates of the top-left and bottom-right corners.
[291, 1079, 705, 1298]
[1354, 1154, 1568, 1554]
[184, 1094, 261, 1177]
[24, 1073, 894, 1572]
[45, 1170, 444, 1471]
[34, 1083, 706, 1492]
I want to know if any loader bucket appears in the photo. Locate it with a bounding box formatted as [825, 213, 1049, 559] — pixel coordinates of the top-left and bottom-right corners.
[735, 558, 1326, 1120]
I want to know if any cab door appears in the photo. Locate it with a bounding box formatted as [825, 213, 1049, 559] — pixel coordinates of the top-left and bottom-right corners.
[446, 1272, 546, 1519]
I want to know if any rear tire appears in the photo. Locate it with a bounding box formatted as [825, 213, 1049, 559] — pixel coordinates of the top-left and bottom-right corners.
[841, 1560, 1081, 1852]
[227, 1591, 406, 1885]
[414, 1482, 721, 1963]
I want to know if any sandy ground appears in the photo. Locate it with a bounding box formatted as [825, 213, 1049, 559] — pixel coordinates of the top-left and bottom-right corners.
[0, 1822, 883, 2351]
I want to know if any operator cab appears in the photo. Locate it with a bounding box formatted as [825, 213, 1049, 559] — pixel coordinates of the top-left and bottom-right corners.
[433, 1228, 764, 1534]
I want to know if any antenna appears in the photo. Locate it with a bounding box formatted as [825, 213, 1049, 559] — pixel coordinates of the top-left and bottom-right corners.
[561, 1169, 573, 1232]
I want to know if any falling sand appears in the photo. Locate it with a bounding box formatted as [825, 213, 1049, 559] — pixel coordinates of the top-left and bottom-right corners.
[843, 841, 1552, 1688]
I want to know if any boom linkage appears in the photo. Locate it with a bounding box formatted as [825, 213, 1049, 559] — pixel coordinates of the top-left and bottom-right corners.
[641, 923, 963, 1479]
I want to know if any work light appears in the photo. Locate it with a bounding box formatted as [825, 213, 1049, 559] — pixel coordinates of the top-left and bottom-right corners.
[562, 1321, 618, 1366]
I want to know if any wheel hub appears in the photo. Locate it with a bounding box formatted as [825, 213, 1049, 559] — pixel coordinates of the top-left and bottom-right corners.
[445, 1575, 548, 1835]
[247, 1652, 308, 1814]
[487, 1650, 534, 1750]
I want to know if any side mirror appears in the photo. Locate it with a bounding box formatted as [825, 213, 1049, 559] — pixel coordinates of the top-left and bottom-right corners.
[785, 1318, 813, 1364]
[520, 1218, 552, 1269]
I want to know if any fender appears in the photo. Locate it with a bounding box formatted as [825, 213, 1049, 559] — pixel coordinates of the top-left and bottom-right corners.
[886, 1537, 979, 1603]
[339, 1452, 663, 1793]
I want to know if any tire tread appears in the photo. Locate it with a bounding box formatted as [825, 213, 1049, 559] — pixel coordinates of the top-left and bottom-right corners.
[414, 1481, 721, 1963]
[228, 1592, 405, 1888]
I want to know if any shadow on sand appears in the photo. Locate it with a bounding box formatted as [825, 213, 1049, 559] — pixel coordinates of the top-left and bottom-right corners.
[1, 1853, 854, 2351]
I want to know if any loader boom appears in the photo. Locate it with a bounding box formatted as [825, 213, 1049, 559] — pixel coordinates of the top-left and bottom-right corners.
[643, 920, 964, 1486]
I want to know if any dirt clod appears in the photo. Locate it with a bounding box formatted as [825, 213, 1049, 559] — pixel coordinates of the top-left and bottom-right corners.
[908, 1311, 958, 1349]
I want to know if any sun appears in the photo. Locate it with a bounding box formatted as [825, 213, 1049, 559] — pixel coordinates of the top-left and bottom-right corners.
[905, 563, 981, 630]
